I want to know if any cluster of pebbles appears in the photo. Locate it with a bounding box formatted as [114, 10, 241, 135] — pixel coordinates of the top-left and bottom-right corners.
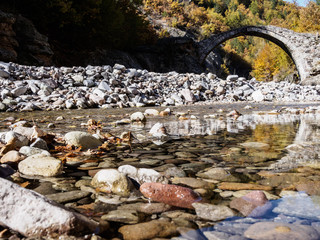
[1, 105, 320, 239]
[1, 61, 320, 112]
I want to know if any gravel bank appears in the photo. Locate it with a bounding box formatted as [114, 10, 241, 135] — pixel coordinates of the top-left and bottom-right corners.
[0, 61, 320, 112]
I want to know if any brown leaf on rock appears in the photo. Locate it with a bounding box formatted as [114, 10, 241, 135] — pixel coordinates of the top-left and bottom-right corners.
[0, 138, 17, 156]
[98, 142, 110, 151]
[87, 119, 102, 134]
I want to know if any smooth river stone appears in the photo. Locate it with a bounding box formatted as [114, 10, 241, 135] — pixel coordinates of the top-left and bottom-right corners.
[196, 167, 239, 182]
[230, 190, 272, 217]
[91, 169, 130, 197]
[244, 222, 319, 240]
[0, 178, 98, 237]
[218, 182, 272, 191]
[46, 190, 91, 203]
[118, 202, 172, 214]
[64, 131, 102, 149]
[192, 203, 235, 221]
[0, 150, 25, 164]
[240, 142, 270, 150]
[119, 220, 178, 240]
[18, 154, 63, 177]
[101, 209, 141, 224]
[140, 182, 202, 209]
[296, 181, 320, 195]
[171, 177, 215, 189]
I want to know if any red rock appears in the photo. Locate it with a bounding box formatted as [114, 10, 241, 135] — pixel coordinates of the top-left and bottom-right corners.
[140, 182, 202, 209]
[230, 190, 271, 217]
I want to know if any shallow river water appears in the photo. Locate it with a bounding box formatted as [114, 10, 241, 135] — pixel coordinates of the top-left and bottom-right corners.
[2, 102, 320, 239]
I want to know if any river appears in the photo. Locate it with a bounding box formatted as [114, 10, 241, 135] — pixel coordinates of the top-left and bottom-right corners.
[1, 102, 320, 239]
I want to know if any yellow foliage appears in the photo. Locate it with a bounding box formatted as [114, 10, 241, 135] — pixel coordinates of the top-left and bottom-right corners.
[252, 43, 279, 81]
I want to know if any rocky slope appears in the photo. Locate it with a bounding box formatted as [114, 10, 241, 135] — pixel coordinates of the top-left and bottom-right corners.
[0, 61, 319, 112]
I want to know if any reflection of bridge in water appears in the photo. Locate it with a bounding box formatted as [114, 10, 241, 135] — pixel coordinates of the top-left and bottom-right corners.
[147, 112, 320, 171]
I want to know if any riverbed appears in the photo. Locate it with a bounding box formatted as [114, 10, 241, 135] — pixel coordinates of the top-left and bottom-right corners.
[1, 102, 320, 239]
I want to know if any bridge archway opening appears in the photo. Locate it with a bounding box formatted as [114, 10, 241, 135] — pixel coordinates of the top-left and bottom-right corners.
[199, 26, 302, 82]
[204, 35, 298, 82]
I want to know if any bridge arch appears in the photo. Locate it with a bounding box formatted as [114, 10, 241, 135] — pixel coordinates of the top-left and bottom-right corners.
[197, 25, 319, 83]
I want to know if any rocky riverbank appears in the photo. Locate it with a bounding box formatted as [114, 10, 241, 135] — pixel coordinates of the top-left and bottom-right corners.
[0, 61, 319, 112]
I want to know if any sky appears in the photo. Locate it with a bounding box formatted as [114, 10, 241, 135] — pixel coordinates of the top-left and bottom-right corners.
[285, 0, 310, 6]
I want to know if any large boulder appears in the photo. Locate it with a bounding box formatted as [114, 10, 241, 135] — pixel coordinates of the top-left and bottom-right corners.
[0, 178, 99, 237]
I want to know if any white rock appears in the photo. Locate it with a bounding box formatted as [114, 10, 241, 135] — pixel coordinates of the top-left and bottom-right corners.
[18, 154, 63, 177]
[252, 90, 265, 101]
[12, 126, 34, 140]
[144, 109, 159, 116]
[226, 75, 239, 81]
[65, 131, 102, 149]
[149, 122, 167, 137]
[180, 89, 195, 102]
[0, 69, 10, 78]
[0, 177, 98, 237]
[130, 112, 146, 122]
[19, 146, 50, 157]
[137, 168, 168, 184]
[12, 86, 28, 97]
[71, 74, 84, 83]
[5, 131, 29, 147]
[91, 169, 130, 196]
[118, 165, 168, 184]
[98, 81, 112, 93]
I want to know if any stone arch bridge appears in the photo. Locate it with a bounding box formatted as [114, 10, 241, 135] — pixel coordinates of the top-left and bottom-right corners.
[197, 25, 320, 84]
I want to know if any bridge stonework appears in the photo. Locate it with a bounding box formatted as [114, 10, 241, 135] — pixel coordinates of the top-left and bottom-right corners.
[197, 26, 320, 84]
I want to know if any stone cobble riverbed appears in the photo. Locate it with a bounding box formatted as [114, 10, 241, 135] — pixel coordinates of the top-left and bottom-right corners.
[1, 61, 320, 113]
[1, 103, 320, 239]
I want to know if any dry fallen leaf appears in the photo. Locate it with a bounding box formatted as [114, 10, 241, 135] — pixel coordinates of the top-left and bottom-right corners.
[0, 229, 9, 238]
[19, 181, 30, 188]
[0, 138, 17, 156]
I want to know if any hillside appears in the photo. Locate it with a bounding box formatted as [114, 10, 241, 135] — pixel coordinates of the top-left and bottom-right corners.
[143, 0, 320, 81]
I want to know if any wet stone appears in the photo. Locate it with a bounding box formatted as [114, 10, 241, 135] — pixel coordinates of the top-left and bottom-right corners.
[164, 167, 186, 178]
[101, 209, 142, 224]
[19, 146, 50, 157]
[244, 222, 320, 240]
[233, 190, 279, 200]
[118, 202, 172, 214]
[272, 195, 320, 220]
[192, 203, 235, 222]
[197, 167, 240, 182]
[218, 182, 273, 191]
[33, 181, 58, 195]
[91, 169, 131, 197]
[296, 181, 320, 195]
[46, 190, 91, 203]
[172, 177, 215, 189]
[230, 191, 271, 217]
[118, 220, 178, 240]
[140, 182, 202, 209]
[0, 164, 15, 178]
